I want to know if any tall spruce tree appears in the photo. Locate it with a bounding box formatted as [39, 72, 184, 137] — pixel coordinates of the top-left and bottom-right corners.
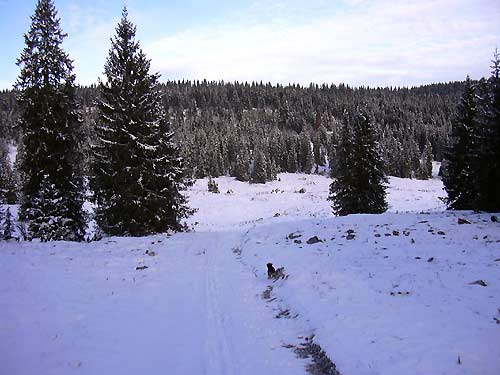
[476, 52, 500, 212]
[328, 111, 387, 215]
[15, 0, 85, 241]
[91, 8, 192, 236]
[442, 77, 479, 209]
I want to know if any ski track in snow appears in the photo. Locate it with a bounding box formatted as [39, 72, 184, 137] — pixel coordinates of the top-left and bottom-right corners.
[1, 166, 500, 375]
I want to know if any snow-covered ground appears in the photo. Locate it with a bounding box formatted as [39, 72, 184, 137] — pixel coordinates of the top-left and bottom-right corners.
[1, 167, 499, 375]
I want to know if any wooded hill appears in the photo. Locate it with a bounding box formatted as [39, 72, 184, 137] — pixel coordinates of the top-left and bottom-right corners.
[1, 80, 465, 182]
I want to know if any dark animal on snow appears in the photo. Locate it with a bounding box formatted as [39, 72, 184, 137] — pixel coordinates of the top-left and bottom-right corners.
[267, 263, 276, 279]
[267, 263, 285, 279]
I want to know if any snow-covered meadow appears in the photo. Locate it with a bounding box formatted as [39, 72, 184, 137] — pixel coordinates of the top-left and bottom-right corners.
[1, 168, 499, 375]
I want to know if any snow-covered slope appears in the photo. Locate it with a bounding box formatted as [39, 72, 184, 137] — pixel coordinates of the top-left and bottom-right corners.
[1, 169, 499, 375]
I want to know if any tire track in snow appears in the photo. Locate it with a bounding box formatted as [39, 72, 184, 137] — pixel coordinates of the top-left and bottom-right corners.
[203, 234, 237, 375]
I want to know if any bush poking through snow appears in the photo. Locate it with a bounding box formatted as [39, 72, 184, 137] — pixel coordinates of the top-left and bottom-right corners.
[207, 177, 220, 193]
[294, 341, 340, 375]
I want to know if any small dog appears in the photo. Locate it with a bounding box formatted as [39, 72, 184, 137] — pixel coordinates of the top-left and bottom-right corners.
[267, 263, 276, 279]
[267, 262, 285, 279]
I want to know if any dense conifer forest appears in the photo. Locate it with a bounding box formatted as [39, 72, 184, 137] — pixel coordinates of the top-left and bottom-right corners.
[1, 79, 465, 185]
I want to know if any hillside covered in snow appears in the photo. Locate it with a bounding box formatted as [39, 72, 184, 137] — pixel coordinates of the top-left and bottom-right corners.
[1, 169, 499, 375]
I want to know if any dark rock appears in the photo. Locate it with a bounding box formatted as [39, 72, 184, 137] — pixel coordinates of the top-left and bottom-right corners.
[385, 233, 392, 237]
[469, 280, 487, 287]
[306, 236, 323, 244]
[346, 234, 355, 240]
[437, 231, 446, 235]
[374, 233, 381, 237]
[294, 239, 302, 244]
[458, 218, 471, 225]
[274, 212, 281, 217]
[491, 215, 498, 222]
[288, 232, 302, 240]
[346, 229, 355, 234]
[427, 257, 434, 262]
[415, 256, 421, 259]
[392, 230, 400, 236]
[135, 265, 148, 270]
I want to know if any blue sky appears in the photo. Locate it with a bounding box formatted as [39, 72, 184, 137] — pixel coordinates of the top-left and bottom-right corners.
[1, 0, 500, 89]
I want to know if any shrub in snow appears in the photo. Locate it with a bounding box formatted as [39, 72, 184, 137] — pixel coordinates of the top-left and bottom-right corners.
[207, 177, 220, 193]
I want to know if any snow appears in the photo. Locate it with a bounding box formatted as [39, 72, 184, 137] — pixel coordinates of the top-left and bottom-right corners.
[1, 164, 499, 375]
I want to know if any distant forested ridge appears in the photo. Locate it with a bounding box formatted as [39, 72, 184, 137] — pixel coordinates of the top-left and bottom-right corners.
[1, 80, 465, 182]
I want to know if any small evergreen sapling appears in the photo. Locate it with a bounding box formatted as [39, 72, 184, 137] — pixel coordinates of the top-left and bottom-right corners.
[207, 177, 220, 193]
[3, 207, 15, 241]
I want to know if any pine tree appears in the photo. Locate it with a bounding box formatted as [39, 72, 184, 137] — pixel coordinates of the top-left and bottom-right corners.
[90, 8, 192, 236]
[418, 139, 433, 180]
[252, 147, 268, 183]
[233, 141, 250, 182]
[442, 77, 479, 209]
[299, 132, 313, 174]
[0, 140, 16, 204]
[328, 111, 388, 215]
[3, 207, 15, 241]
[476, 52, 500, 211]
[15, 0, 86, 241]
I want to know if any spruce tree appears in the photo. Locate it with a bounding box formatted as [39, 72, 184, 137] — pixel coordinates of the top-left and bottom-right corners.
[442, 77, 479, 209]
[418, 139, 433, 180]
[234, 146, 250, 182]
[476, 52, 500, 211]
[299, 132, 313, 174]
[252, 147, 268, 183]
[15, 0, 86, 241]
[0, 140, 16, 204]
[91, 8, 192, 236]
[328, 111, 388, 215]
[3, 207, 15, 241]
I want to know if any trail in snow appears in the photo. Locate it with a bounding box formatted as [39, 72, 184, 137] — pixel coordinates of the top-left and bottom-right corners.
[2, 169, 499, 375]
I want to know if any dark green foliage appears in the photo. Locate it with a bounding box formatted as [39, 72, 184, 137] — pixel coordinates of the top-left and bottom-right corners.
[299, 132, 313, 174]
[442, 77, 479, 209]
[15, 0, 85, 241]
[233, 147, 250, 182]
[476, 52, 500, 212]
[207, 177, 220, 193]
[418, 139, 433, 180]
[2, 207, 15, 240]
[0, 141, 16, 204]
[252, 147, 268, 183]
[90, 8, 192, 236]
[328, 111, 388, 216]
[443, 53, 500, 212]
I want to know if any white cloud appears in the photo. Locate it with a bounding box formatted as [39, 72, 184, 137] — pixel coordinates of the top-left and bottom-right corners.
[59, 3, 119, 86]
[144, 0, 500, 87]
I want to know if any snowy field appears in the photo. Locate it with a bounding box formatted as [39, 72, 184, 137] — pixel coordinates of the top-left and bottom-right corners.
[1, 166, 500, 375]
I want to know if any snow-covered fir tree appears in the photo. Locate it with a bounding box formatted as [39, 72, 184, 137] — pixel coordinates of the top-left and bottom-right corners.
[233, 145, 250, 182]
[328, 111, 388, 216]
[3, 207, 15, 241]
[419, 139, 433, 180]
[475, 52, 500, 212]
[90, 8, 193, 236]
[251, 147, 268, 183]
[15, 0, 86, 241]
[442, 77, 479, 209]
[299, 132, 313, 174]
[0, 140, 16, 204]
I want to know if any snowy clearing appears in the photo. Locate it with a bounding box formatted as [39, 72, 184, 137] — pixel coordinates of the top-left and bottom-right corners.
[1, 169, 499, 375]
